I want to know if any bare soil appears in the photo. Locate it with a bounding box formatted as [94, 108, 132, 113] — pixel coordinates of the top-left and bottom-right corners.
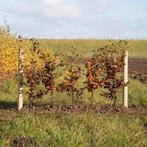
[73, 57, 147, 74]
[10, 137, 36, 147]
[129, 58, 147, 74]
[129, 58, 147, 84]
[23, 104, 147, 115]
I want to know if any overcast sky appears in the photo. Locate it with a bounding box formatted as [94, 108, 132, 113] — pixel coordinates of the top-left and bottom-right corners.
[0, 0, 147, 39]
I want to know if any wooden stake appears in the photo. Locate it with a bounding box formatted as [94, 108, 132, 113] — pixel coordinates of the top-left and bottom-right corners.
[18, 38, 24, 110]
[123, 50, 128, 108]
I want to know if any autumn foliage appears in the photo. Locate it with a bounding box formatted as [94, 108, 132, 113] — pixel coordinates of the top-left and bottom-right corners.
[0, 29, 128, 106]
[0, 27, 18, 75]
[58, 65, 84, 102]
[84, 41, 128, 105]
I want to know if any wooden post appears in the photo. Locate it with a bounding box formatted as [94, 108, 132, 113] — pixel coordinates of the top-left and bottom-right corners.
[18, 38, 24, 110]
[123, 50, 128, 108]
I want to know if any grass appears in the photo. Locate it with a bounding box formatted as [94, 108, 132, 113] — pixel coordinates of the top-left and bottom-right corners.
[129, 78, 147, 106]
[129, 40, 147, 58]
[0, 79, 17, 103]
[0, 112, 147, 147]
[38, 39, 147, 58]
[0, 78, 147, 146]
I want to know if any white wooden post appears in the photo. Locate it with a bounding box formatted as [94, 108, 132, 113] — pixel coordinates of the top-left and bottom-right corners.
[18, 39, 24, 110]
[123, 50, 128, 108]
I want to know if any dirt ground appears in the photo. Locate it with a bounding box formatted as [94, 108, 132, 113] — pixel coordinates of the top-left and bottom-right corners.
[129, 58, 147, 74]
[22, 104, 147, 115]
[128, 58, 147, 84]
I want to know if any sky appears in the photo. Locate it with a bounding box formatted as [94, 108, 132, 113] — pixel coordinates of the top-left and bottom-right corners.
[0, 0, 147, 39]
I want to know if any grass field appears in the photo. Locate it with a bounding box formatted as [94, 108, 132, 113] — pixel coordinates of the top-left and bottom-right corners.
[0, 110, 147, 147]
[39, 39, 147, 58]
[0, 35, 147, 146]
[0, 78, 147, 146]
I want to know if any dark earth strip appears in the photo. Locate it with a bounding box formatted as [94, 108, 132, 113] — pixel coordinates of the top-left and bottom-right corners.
[22, 104, 147, 115]
[70, 58, 147, 74]
[129, 58, 147, 74]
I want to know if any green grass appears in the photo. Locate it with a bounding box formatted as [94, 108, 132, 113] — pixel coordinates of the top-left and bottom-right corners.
[0, 79, 17, 103]
[38, 39, 147, 58]
[0, 78, 147, 146]
[0, 111, 147, 147]
[129, 40, 147, 58]
[129, 78, 147, 106]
